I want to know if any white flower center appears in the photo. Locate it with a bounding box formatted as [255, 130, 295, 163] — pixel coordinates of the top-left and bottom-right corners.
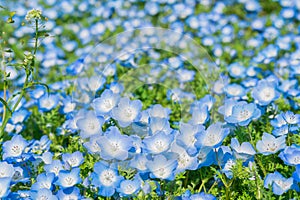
[238, 109, 250, 121]
[11, 145, 22, 155]
[64, 176, 75, 186]
[100, 170, 116, 186]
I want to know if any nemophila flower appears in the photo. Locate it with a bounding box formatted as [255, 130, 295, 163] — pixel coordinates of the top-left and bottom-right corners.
[129, 154, 149, 172]
[2, 134, 28, 160]
[83, 135, 102, 154]
[62, 151, 84, 168]
[146, 154, 178, 181]
[282, 111, 300, 125]
[11, 166, 29, 183]
[279, 145, 300, 166]
[177, 68, 195, 83]
[228, 63, 246, 78]
[191, 95, 215, 111]
[224, 83, 247, 98]
[112, 97, 142, 127]
[148, 104, 171, 119]
[143, 131, 174, 154]
[176, 123, 204, 156]
[60, 96, 76, 115]
[256, 133, 286, 155]
[222, 159, 236, 179]
[0, 177, 11, 198]
[197, 146, 216, 168]
[251, 79, 280, 106]
[218, 98, 238, 118]
[189, 192, 217, 200]
[91, 161, 123, 197]
[10, 109, 30, 124]
[86, 76, 106, 92]
[97, 126, 133, 160]
[117, 178, 141, 197]
[31, 188, 58, 200]
[195, 122, 230, 148]
[0, 162, 15, 178]
[272, 125, 289, 137]
[292, 165, 300, 183]
[38, 94, 60, 112]
[231, 138, 256, 161]
[76, 110, 104, 139]
[55, 168, 81, 189]
[57, 187, 81, 200]
[225, 101, 261, 126]
[109, 82, 124, 94]
[264, 171, 294, 195]
[30, 135, 51, 153]
[189, 105, 209, 125]
[213, 74, 229, 94]
[92, 89, 120, 116]
[170, 143, 198, 173]
[44, 160, 63, 176]
[149, 117, 173, 135]
[31, 172, 55, 191]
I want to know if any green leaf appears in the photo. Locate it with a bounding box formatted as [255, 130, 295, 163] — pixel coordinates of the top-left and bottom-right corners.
[0, 97, 12, 114]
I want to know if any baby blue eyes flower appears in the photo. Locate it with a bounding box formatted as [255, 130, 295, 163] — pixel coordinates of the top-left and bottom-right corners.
[97, 126, 133, 161]
[38, 94, 60, 112]
[92, 89, 120, 116]
[225, 101, 261, 126]
[279, 145, 300, 166]
[195, 122, 230, 148]
[112, 97, 142, 127]
[31, 172, 55, 191]
[251, 79, 280, 106]
[282, 111, 300, 125]
[62, 151, 84, 168]
[0, 162, 15, 178]
[148, 104, 171, 119]
[76, 110, 104, 139]
[146, 154, 178, 181]
[230, 138, 256, 160]
[117, 179, 141, 197]
[55, 168, 81, 189]
[0, 177, 11, 198]
[91, 161, 123, 197]
[31, 188, 58, 200]
[2, 135, 28, 160]
[264, 171, 294, 195]
[256, 133, 286, 155]
[228, 63, 246, 78]
[57, 187, 81, 200]
[143, 131, 174, 154]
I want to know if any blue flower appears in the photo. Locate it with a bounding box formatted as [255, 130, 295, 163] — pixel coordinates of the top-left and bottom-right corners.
[148, 104, 171, 119]
[256, 133, 286, 155]
[225, 101, 261, 126]
[92, 89, 120, 116]
[170, 143, 198, 173]
[117, 178, 141, 197]
[292, 165, 300, 183]
[228, 63, 246, 78]
[189, 105, 209, 125]
[97, 126, 133, 161]
[264, 171, 294, 195]
[0, 177, 11, 198]
[38, 94, 60, 112]
[62, 151, 84, 168]
[146, 154, 178, 181]
[44, 160, 63, 176]
[176, 123, 204, 156]
[2, 134, 28, 160]
[282, 111, 300, 125]
[55, 168, 82, 189]
[231, 138, 256, 160]
[56, 187, 82, 200]
[143, 131, 174, 154]
[224, 83, 247, 98]
[189, 192, 217, 200]
[91, 161, 123, 197]
[195, 122, 230, 148]
[31, 188, 58, 200]
[31, 172, 55, 191]
[76, 110, 104, 139]
[0, 161, 15, 178]
[251, 79, 280, 106]
[149, 117, 173, 135]
[279, 145, 300, 166]
[112, 97, 142, 127]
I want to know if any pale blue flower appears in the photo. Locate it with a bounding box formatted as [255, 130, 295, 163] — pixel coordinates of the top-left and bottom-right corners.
[256, 133, 286, 155]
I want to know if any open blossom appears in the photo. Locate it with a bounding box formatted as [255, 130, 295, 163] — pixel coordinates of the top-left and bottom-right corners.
[25, 9, 42, 21]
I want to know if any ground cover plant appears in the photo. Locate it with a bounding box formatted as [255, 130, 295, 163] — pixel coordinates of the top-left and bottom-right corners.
[1, 0, 300, 199]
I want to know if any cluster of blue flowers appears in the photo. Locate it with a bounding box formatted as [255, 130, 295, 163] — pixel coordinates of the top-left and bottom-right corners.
[1, 0, 300, 199]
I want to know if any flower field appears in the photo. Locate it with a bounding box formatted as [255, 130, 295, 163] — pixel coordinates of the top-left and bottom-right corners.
[1, 0, 300, 199]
